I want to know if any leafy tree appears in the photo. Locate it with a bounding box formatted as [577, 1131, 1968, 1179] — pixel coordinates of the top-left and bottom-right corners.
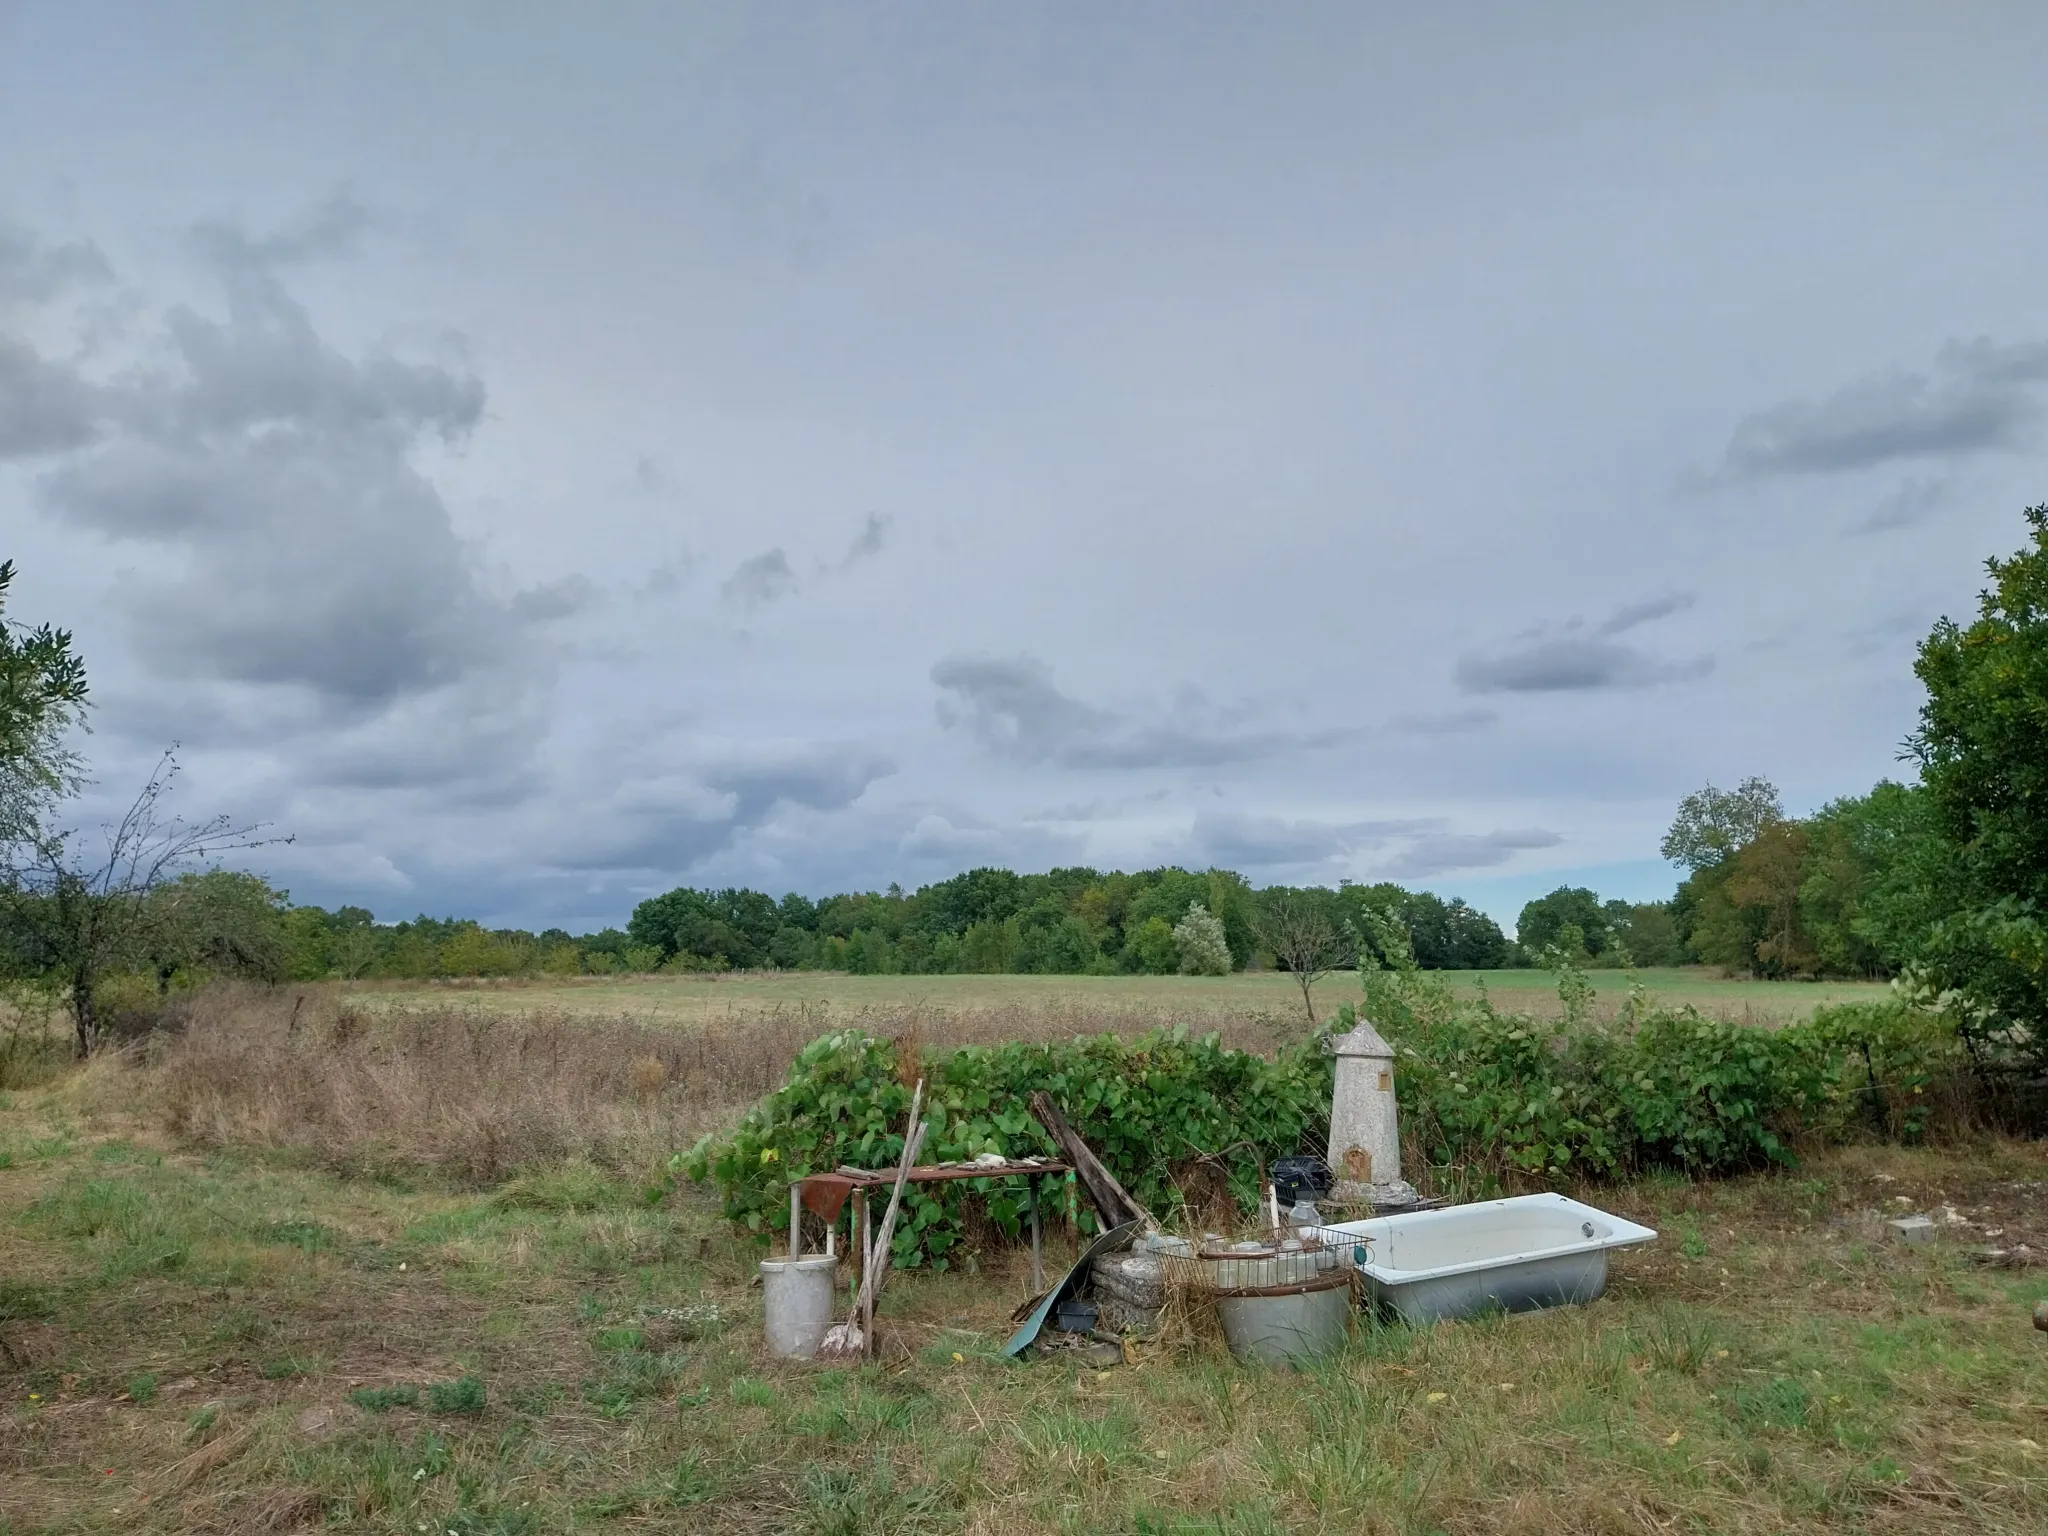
[140, 870, 291, 993]
[1907, 504, 2048, 1057]
[1516, 887, 1613, 958]
[768, 924, 813, 969]
[0, 560, 89, 845]
[1724, 821, 1817, 977]
[1170, 903, 1231, 976]
[1121, 914, 1176, 974]
[1609, 902, 1685, 967]
[1660, 777, 1783, 871]
[958, 916, 1021, 973]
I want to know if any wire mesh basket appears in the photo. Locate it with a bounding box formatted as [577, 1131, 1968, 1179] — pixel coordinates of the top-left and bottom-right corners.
[1153, 1226, 1367, 1297]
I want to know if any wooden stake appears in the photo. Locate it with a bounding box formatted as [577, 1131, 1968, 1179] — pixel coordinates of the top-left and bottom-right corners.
[819, 1081, 926, 1361]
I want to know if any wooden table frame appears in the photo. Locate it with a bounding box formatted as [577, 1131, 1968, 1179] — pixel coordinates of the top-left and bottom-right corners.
[791, 1163, 1072, 1303]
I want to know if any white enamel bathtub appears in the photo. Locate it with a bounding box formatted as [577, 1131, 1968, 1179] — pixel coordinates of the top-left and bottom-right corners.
[1314, 1193, 1657, 1324]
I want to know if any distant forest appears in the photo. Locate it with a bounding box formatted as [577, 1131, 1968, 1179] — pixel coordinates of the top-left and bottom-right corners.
[253, 862, 1686, 982]
[266, 765, 1940, 984]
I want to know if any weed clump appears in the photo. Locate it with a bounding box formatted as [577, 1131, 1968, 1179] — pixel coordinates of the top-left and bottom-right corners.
[428, 1375, 487, 1414]
[349, 1384, 421, 1412]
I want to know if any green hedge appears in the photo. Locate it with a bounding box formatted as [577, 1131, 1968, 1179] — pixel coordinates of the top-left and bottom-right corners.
[671, 1025, 1331, 1269]
[672, 969, 1969, 1268]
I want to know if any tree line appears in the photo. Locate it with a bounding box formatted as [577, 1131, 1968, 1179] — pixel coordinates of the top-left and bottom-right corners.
[4, 505, 2046, 1068]
[92, 864, 1528, 990]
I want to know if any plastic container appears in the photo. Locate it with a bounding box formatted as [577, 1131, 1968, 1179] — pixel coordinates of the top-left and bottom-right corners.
[760, 1255, 838, 1359]
[1270, 1156, 1333, 1207]
[1054, 1297, 1099, 1333]
[1217, 1271, 1353, 1366]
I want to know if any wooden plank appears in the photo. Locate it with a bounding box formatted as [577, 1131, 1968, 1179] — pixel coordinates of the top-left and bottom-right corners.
[1027, 1090, 1151, 1231]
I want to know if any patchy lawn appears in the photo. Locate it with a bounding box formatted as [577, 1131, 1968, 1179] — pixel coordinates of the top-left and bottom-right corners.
[3, 1071, 2047, 1534]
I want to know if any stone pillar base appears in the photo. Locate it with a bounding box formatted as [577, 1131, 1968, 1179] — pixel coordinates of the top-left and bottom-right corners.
[1329, 1178, 1421, 1212]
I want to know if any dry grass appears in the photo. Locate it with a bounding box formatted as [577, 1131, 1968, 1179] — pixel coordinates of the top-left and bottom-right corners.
[143, 986, 770, 1183]
[136, 985, 1315, 1187]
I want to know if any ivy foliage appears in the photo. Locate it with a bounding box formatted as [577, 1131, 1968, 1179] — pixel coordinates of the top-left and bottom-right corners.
[672, 1025, 1332, 1269]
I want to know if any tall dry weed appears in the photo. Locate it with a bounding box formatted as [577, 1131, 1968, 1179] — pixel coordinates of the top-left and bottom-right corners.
[147, 987, 761, 1183]
[142, 984, 1310, 1185]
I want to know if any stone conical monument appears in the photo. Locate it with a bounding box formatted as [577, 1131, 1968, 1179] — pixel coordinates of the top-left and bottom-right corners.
[1325, 1015, 1419, 1210]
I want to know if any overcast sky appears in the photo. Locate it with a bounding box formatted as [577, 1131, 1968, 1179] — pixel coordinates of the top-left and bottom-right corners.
[6, 3, 2047, 934]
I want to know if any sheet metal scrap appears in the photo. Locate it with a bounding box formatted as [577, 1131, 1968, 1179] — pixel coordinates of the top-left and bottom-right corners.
[1002, 1218, 1141, 1360]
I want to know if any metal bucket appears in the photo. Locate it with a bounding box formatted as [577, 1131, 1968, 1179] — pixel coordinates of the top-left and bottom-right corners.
[760, 1255, 837, 1359]
[1215, 1270, 1352, 1366]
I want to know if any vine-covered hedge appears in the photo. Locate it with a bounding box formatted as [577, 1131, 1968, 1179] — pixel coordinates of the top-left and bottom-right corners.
[672, 968, 1969, 1268]
[671, 1025, 1332, 1268]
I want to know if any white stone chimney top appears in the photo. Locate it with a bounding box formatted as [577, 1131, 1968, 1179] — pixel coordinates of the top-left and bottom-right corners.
[1329, 1018, 1393, 1059]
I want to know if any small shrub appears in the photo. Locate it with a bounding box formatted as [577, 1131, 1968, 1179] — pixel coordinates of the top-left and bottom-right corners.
[350, 1384, 420, 1412]
[125, 1372, 158, 1405]
[428, 1374, 487, 1414]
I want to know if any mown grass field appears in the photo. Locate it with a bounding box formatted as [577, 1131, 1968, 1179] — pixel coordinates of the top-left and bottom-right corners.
[347, 966, 1890, 1032]
[3, 986, 2044, 1535]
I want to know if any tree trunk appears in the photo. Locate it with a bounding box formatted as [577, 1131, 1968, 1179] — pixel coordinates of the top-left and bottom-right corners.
[71, 967, 97, 1057]
[1296, 972, 1318, 1023]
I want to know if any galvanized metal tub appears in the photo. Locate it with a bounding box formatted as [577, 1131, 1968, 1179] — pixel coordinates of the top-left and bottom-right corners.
[1215, 1269, 1353, 1365]
[1315, 1193, 1657, 1325]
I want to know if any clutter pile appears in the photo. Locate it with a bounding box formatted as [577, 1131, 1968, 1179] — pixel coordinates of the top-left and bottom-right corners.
[756, 1011, 1661, 1369]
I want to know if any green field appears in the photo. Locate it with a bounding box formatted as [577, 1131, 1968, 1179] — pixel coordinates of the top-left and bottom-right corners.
[349, 965, 1891, 1031]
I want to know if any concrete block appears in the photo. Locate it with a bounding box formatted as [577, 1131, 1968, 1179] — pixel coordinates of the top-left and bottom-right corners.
[1888, 1214, 1936, 1246]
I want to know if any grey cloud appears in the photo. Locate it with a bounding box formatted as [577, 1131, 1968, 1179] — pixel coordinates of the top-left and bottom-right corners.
[1457, 637, 1712, 693]
[545, 746, 895, 876]
[721, 548, 797, 607]
[190, 188, 377, 273]
[630, 455, 677, 496]
[1377, 828, 1563, 879]
[1596, 591, 1694, 637]
[1854, 476, 1950, 534]
[0, 221, 113, 305]
[635, 554, 694, 600]
[831, 512, 890, 570]
[704, 748, 896, 824]
[18, 203, 577, 801]
[1710, 338, 2048, 482]
[1021, 788, 1171, 824]
[148, 298, 484, 447]
[511, 576, 601, 624]
[932, 654, 1349, 770]
[1390, 707, 1497, 735]
[0, 337, 105, 457]
[1456, 597, 1711, 694]
[1189, 812, 1426, 870]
